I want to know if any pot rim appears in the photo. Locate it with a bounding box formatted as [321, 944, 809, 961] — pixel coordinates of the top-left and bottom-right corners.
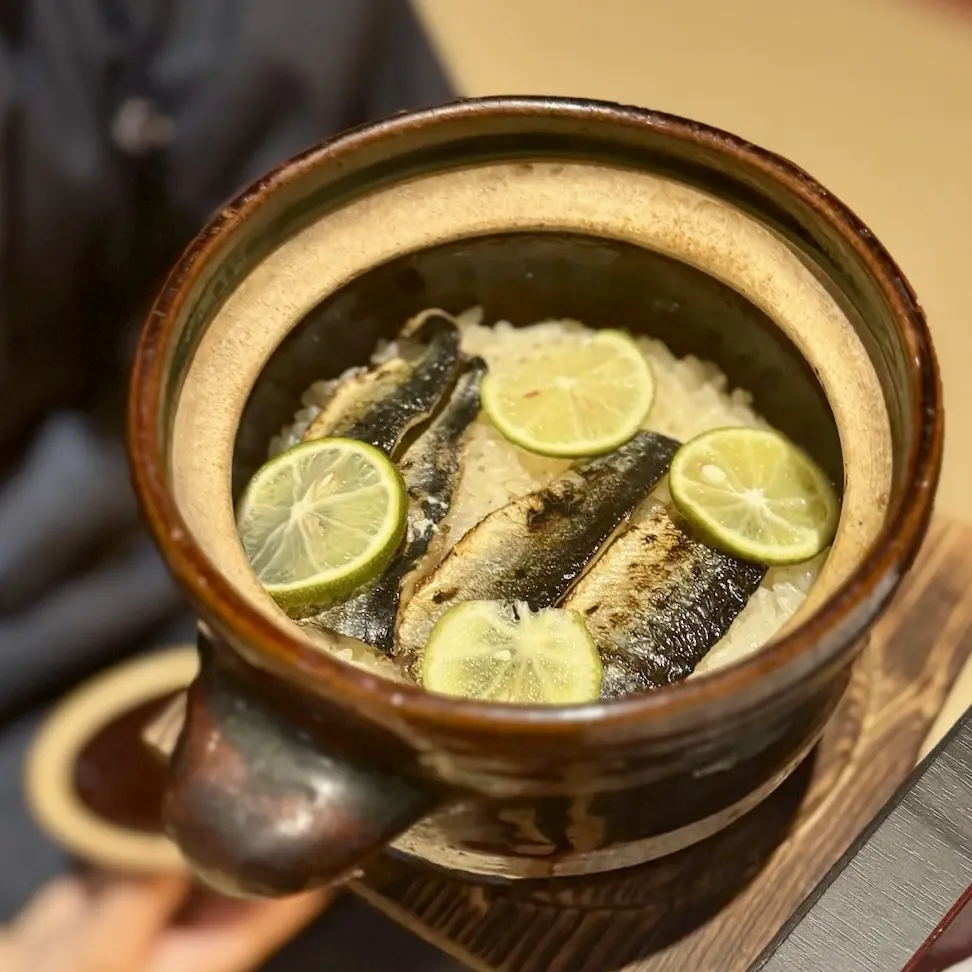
[128, 95, 943, 737]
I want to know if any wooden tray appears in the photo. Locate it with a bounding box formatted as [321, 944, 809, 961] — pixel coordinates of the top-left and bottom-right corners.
[353, 515, 972, 971]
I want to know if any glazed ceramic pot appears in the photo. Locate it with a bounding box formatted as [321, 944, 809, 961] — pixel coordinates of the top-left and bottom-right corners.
[128, 97, 941, 897]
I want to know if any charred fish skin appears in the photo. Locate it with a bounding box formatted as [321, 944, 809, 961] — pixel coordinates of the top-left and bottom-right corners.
[393, 355, 487, 576]
[303, 313, 461, 455]
[398, 430, 680, 657]
[311, 357, 486, 652]
[564, 504, 765, 696]
[303, 360, 406, 443]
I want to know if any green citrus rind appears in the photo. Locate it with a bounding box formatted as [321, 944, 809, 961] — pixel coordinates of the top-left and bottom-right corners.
[236, 437, 407, 609]
[421, 600, 602, 705]
[668, 426, 840, 566]
[480, 330, 655, 458]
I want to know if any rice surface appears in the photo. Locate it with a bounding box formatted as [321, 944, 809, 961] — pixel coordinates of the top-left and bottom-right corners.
[273, 309, 824, 681]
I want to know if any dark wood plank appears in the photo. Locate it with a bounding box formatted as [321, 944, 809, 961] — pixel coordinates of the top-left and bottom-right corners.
[353, 515, 972, 972]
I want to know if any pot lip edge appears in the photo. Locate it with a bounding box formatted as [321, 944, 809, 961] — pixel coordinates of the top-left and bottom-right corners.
[127, 94, 944, 739]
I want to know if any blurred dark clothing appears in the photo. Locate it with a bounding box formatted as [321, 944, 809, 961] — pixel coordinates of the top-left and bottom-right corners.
[0, 1, 459, 965]
[0, 0, 452, 451]
[0, 0, 452, 709]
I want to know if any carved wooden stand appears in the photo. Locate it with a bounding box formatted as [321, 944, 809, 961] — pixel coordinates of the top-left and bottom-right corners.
[352, 516, 972, 971]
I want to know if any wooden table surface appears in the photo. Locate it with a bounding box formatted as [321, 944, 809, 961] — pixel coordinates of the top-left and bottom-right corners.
[354, 514, 972, 971]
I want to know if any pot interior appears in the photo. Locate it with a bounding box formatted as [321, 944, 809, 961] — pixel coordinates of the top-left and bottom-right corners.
[166, 158, 893, 674]
[233, 233, 843, 500]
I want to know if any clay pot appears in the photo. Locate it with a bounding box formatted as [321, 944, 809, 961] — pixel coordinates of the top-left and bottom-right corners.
[127, 97, 941, 896]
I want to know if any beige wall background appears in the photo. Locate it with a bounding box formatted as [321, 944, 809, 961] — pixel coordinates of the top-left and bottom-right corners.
[416, 0, 972, 520]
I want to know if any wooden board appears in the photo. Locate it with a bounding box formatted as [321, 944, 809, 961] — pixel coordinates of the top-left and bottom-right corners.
[353, 515, 972, 972]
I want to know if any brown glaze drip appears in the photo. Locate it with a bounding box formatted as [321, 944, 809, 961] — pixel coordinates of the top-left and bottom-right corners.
[72, 693, 176, 834]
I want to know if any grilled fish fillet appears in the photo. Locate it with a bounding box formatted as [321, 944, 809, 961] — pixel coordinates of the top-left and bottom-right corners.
[305, 358, 485, 651]
[564, 502, 765, 695]
[303, 313, 461, 456]
[397, 431, 679, 659]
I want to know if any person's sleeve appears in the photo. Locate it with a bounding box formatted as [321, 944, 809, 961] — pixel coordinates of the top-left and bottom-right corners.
[0, 0, 458, 720]
[159, 0, 457, 232]
[0, 414, 184, 721]
[0, 1, 127, 453]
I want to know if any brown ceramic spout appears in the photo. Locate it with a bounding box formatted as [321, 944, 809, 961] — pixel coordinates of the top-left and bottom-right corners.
[162, 639, 436, 897]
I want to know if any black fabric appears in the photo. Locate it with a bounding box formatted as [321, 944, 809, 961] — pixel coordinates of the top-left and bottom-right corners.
[0, 0, 453, 710]
[0, 0, 453, 449]
[0, 3, 459, 964]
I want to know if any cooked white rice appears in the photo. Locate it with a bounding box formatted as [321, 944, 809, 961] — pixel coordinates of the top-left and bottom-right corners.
[273, 308, 823, 682]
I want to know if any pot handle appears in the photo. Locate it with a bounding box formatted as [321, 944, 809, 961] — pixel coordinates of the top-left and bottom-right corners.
[159, 638, 436, 898]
